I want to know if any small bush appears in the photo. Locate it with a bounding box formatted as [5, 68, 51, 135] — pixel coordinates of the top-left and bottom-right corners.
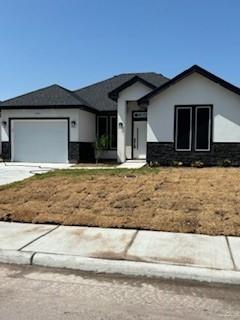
[222, 159, 232, 167]
[191, 160, 204, 168]
[172, 160, 183, 167]
[149, 161, 160, 167]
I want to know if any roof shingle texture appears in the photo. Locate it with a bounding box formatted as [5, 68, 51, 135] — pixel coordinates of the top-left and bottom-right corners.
[0, 72, 169, 111]
[0, 85, 91, 108]
[74, 73, 169, 111]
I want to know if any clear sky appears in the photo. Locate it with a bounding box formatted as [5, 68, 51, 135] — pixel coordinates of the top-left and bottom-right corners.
[0, 0, 239, 100]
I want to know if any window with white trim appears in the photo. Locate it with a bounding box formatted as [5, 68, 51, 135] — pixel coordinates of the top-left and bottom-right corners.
[195, 107, 211, 151]
[175, 106, 212, 152]
[175, 107, 192, 151]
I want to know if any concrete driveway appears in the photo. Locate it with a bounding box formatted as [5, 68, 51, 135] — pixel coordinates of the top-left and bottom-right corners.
[0, 162, 72, 186]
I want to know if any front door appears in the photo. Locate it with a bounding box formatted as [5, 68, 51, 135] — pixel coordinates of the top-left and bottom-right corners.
[133, 121, 147, 159]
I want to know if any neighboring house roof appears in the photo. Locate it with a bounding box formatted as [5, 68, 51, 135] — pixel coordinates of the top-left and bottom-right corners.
[0, 84, 96, 113]
[138, 65, 240, 105]
[74, 72, 169, 111]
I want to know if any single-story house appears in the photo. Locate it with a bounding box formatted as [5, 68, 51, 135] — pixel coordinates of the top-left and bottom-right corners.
[1, 64, 240, 165]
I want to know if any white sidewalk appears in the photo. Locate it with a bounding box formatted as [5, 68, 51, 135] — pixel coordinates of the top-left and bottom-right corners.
[0, 221, 239, 285]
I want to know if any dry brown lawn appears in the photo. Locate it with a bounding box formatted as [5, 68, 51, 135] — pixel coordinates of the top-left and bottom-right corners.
[0, 167, 240, 236]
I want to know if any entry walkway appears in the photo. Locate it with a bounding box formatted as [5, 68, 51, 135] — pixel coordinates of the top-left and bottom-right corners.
[117, 160, 146, 169]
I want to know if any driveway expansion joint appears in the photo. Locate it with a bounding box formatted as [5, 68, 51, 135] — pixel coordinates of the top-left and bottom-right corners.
[19, 225, 60, 252]
[123, 230, 139, 258]
[226, 236, 237, 271]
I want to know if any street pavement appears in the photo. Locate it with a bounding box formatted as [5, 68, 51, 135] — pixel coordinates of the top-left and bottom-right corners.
[0, 263, 240, 320]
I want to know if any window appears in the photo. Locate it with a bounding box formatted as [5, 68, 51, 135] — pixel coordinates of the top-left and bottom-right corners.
[97, 114, 117, 150]
[97, 116, 108, 139]
[110, 115, 117, 149]
[175, 107, 192, 151]
[195, 107, 211, 151]
[175, 106, 212, 152]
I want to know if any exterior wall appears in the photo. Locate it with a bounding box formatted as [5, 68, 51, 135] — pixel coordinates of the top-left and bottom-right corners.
[148, 73, 240, 143]
[1, 108, 96, 162]
[147, 73, 240, 165]
[117, 82, 152, 162]
[78, 110, 96, 142]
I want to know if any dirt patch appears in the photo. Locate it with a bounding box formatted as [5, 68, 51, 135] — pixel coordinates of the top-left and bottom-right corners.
[0, 168, 240, 236]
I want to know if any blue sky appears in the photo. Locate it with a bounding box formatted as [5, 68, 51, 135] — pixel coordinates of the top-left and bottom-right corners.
[0, 0, 239, 100]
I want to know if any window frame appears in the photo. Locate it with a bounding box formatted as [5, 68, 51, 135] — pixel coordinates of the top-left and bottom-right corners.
[175, 106, 192, 151]
[174, 105, 213, 152]
[194, 106, 211, 152]
[96, 114, 117, 151]
[109, 115, 117, 150]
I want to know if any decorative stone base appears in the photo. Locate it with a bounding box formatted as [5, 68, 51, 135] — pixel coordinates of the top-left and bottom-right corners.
[147, 142, 240, 166]
[69, 142, 95, 163]
[1, 142, 11, 161]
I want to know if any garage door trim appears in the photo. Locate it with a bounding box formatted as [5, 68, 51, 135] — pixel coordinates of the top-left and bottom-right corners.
[9, 117, 70, 162]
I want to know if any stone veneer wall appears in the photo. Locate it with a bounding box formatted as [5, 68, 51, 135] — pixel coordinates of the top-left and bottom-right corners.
[69, 142, 95, 163]
[1, 142, 11, 161]
[147, 142, 240, 166]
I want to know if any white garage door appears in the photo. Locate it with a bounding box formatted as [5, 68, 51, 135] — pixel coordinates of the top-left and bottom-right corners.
[11, 119, 68, 163]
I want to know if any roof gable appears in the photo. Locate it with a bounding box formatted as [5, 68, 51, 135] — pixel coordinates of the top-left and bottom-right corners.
[108, 76, 157, 101]
[75, 72, 169, 111]
[138, 65, 240, 105]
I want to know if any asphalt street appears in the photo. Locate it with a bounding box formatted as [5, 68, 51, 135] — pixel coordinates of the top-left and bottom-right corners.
[0, 263, 240, 319]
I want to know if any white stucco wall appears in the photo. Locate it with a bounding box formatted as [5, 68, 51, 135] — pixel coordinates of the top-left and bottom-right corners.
[78, 110, 96, 142]
[117, 82, 152, 162]
[148, 73, 240, 143]
[1, 108, 96, 143]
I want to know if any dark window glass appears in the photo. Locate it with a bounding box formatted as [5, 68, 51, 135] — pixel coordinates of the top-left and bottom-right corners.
[110, 116, 117, 149]
[176, 108, 191, 150]
[196, 108, 210, 150]
[98, 116, 108, 138]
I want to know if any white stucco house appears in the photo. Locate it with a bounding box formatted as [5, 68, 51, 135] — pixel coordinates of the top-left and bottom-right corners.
[1, 65, 240, 165]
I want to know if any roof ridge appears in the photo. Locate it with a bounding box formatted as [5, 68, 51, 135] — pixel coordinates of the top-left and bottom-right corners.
[0, 84, 63, 104]
[55, 84, 94, 107]
[74, 74, 135, 92]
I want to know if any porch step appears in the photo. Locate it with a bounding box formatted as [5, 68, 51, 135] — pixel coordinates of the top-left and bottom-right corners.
[118, 160, 146, 169]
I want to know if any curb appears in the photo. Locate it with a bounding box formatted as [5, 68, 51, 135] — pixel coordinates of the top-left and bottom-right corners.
[0, 249, 33, 265]
[32, 252, 240, 285]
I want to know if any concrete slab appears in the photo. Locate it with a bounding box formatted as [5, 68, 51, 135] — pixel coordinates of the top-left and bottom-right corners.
[24, 226, 137, 259]
[118, 160, 146, 169]
[33, 253, 240, 285]
[0, 222, 56, 250]
[227, 237, 240, 270]
[0, 163, 73, 185]
[0, 249, 33, 265]
[127, 231, 233, 270]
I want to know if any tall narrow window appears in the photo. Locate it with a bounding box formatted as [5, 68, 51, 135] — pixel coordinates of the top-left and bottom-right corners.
[110, 115, 117, 149]
[175, 107, 192, 151]
[195, 107, 211, 151]
[97, 116, 108, 139]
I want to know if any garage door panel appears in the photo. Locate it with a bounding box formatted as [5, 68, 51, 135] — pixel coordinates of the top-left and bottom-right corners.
[12, 120, 68, 163]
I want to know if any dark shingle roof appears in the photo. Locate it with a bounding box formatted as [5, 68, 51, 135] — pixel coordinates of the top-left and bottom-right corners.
[74, 72, 169, 111]
[0, 84, 96, 112]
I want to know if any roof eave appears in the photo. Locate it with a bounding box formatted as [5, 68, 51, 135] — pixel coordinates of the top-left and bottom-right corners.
[138, 65, 240, 105]
[0, 105, 97, 113]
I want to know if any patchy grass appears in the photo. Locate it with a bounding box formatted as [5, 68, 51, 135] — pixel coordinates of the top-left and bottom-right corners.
[0, 167, 240, 236]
